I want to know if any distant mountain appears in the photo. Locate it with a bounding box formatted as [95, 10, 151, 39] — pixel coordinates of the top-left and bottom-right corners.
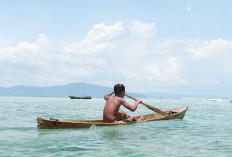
[1, 82, 225, 98]
[0, 82, 146, 98]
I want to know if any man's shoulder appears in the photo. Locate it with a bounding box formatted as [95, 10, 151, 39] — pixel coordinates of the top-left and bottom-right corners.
[110, 96, 124, 101]
[114, 96, 125, 103]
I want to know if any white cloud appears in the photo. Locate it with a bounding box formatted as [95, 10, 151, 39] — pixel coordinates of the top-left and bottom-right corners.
[186, 6, 191, 12]
[144, 63, 167, 81]
[130, 21, 155, 40]
[85, 22, 124, 42]
[37, 33, 50, 46]
[186, 3, 192, 12]
[0, 30, 110, 86]
[189, 38, 232, 60]
[62, 22, 124, 54]
[0, 42, 39, 64]
[0, 33, 50, 62]
[185, 38, 232, 85]
[1, 21, 232, 94]
[143, 56, 183, 85]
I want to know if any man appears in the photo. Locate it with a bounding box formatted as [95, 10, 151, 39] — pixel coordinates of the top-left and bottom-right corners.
[103, 84, 144, 123]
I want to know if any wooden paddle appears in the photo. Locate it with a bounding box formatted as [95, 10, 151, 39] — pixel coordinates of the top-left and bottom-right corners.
[125, 94, 169, 116]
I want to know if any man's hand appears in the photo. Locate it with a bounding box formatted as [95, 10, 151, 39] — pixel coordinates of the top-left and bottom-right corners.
[136, 99, 142, 104]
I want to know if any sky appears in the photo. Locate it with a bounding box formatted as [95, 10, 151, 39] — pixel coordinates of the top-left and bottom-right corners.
[0, 0, 232, 97]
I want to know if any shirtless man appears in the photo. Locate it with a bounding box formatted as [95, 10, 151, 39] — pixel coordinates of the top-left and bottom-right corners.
[103, 84, 143, 123]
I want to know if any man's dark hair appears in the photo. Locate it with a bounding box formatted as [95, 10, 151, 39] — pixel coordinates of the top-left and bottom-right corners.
[114, 84, 125, 96]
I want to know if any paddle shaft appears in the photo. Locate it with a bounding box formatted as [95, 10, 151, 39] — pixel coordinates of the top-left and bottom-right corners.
[125, 94, 169, 116]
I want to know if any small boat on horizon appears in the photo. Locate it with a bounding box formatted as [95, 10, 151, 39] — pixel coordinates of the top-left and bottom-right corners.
[69, 96, 92, 99]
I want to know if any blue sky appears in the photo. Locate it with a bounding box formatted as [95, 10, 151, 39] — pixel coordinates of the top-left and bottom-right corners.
[0, 0, 232, 97]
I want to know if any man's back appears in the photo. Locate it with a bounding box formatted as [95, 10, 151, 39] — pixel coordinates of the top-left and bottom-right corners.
[103, 84, 142, 123]
[103, 96, 122, 122]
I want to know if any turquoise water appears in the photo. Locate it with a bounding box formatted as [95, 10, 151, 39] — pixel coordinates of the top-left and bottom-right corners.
[0, 97, 231, 157]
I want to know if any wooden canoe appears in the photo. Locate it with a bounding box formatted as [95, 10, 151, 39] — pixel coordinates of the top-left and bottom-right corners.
[37, 106, 188, 129]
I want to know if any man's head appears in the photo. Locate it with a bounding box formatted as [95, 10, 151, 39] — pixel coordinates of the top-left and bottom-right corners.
[114, 84, 125, 96]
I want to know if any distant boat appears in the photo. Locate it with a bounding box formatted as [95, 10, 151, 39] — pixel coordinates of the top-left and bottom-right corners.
[69, 96, 92, 99]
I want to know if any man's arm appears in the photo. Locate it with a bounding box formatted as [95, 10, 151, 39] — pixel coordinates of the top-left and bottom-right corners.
[104, 91, 114, 100]
[121, 98, 142, 111]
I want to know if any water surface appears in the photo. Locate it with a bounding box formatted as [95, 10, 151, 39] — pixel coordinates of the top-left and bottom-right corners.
[0, 97, 231, 156]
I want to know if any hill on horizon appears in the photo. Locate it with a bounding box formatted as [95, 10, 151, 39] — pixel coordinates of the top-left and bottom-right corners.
[1, 82, 227, 98]
[0, 82, 146, 98]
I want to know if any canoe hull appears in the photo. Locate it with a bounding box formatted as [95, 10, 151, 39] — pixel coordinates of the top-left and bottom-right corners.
[37, 106, 188, 129]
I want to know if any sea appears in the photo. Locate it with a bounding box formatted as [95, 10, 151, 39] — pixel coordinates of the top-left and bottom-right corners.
[0, 96, 231, 157]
